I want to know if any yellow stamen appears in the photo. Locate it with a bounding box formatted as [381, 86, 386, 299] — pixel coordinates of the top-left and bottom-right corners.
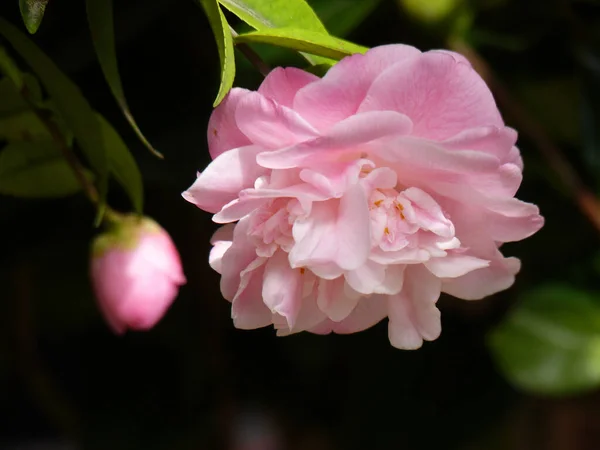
[300, 268, 306, 275]
[374, 200, 383, 207]
[395, 202, 405, 220]
[384, 227, 390, 235]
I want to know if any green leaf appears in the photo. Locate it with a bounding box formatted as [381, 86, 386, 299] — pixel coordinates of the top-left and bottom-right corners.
[97, 114, 143, 212]
[195, 0, 236, 106]
[219, 0, 333, 64]
[0, 17, 108, 214]
[0, 73, 43, 117]
[489, 285, 600, 396]
[19, 0, 50, 34]
[0, 110, 50, 142]
[0, 142, 85, 197]
[85, 0, 163, 159]
[0, 46, 25, 89]
[235, 28, 368, 60]
[219, 0, 325, 30]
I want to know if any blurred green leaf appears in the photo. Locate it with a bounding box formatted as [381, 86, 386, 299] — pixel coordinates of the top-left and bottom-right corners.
[19, 0, 49, 34]
[0, 17, 108, 213]
[235, 28, 368, 60]
[400, 0, 461, 23]
[196, 0, 236, 106]
[0, 46, 25, 90]
[98, 114, 144, 212]
[489, 285, 600, 396]
[0, 142, 85, 197]
[309, 0, 382, 38]
[86, 0, 163, 159]
[219, 0, 332, 64]
[514, 76, 581, 145]
[0, 73, 43, 118]
[0, 110, 49, 142]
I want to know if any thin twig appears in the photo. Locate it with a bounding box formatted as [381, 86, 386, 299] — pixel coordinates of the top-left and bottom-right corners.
[30, 104, 99, 204]
[230, 27, 272, 77]
[451, 39, 600, 233]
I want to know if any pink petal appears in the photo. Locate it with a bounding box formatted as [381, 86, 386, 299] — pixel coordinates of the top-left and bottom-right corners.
[424, 254, 490, 278]
[257, 110, 412, 170]
[219, 218, 259, 300]
[208, 88, 253, 159]
[289, 184, 370, 271]
[311, 294, 389, 334]
[317, 277, 359, 322]
[258, 67, 320, 108]
[442, 255, 521, 300]
[374, 264, 406, 295]
[182, 145, 266, 214]
[262, 250, 303, 328]
[358, 51, 503, 140]
[388, 265, 442, 349]
[344, 260, 386, 295]
[209, 224, 235, 274]
[235, 92, 318, 149]
[231, 264, 273, 329]
[440, 126, 517, 161]
[402, 187, 455, 237]
[486, 209, 545, 242]
[213, 197, 268, 224]
[299, 158, 372, 198]
[294, 44, 422, 131]
[372, 136, 501, 174]
[467, 163, 523, 198]
[275, 291, 327, 336]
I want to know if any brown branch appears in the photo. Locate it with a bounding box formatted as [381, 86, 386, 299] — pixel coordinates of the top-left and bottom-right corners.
[20, 87, 123, 224]
[30, 105, 100, 204]
[451, 39, 600, 234]
[229, 27, 272, 77]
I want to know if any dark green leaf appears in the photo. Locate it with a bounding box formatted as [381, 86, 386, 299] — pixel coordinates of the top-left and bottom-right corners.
[235, 28, 368, 60]
[86, 0, 163, 158]
[0, 73, 43, 117]
[97, 114, 143, 212]
[0, 142, 85, 197]
[0, 17, 108, 213]
[196, 0, 236, 106]
[0, 110, 49, 142]
[0, 46, 25, 89]
[489, 285, 600, 396]
[310, 0, 382, 38]
[19, 0, 50, 34]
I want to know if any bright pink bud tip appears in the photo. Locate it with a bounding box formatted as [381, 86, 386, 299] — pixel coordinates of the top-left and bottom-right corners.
[90, 215, 186, 334]
[183, 44, 544, 349]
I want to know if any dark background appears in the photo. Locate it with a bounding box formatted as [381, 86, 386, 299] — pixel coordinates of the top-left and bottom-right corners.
[1, 0, 600, 448]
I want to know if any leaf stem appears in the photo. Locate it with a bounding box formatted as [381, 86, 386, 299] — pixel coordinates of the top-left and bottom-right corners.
[230, 27, 271, 77]
[451, 38, 600, 234]
[20, 86, 123, 224]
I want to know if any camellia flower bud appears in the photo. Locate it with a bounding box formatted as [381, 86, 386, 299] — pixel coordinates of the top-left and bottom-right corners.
[90, 214, 186, 334]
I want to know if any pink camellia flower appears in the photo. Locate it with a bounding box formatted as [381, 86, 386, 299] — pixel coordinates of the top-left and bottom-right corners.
[183, 44, 543, 349]
[90, 215, 186, 334]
